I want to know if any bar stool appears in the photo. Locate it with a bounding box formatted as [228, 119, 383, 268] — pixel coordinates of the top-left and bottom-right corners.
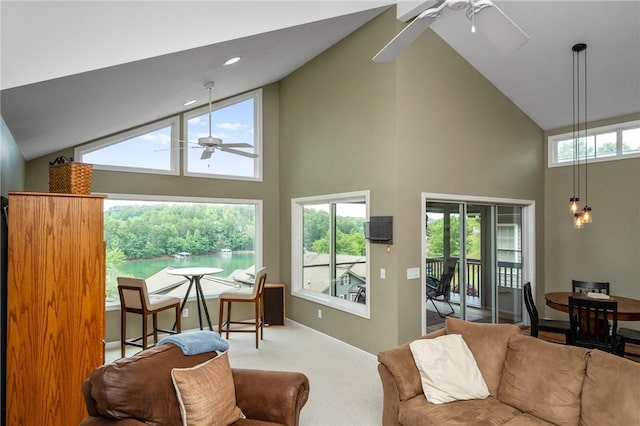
[118, 276, 182, 357]
[218, 267, 267, 348]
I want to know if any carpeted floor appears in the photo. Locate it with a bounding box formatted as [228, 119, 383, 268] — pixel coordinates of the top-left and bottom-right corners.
[224, 320, 382, 426]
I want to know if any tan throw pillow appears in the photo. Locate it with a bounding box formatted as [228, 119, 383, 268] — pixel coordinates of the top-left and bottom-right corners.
[171, 351, 245, 426]
[410, 334, 490, 404]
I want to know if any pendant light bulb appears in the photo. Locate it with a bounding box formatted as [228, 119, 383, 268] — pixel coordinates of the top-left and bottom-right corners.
[582, 206, 592, 224]
[569, 197, 580, 214]
[574, 212, 584, 229]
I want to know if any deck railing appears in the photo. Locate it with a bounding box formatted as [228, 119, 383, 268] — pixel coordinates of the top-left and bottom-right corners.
[425, 257, 522, 299]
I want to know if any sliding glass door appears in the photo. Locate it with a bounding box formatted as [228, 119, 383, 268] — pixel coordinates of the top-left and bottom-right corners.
[424, 196, 527, 333]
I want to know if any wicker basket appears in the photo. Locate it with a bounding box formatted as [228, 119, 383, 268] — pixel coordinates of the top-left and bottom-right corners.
[49, 162, 93, 194]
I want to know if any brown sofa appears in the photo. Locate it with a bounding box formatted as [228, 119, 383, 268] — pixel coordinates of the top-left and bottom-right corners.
[379, 317, 640, 426]
[80, 344, 310, 425]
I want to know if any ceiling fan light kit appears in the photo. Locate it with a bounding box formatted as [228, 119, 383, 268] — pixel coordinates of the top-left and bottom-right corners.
[176, 81, 258, 161]
[372, 0, 529, 63]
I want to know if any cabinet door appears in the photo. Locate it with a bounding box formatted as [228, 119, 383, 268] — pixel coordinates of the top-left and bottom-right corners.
[6, 193, 105, 425]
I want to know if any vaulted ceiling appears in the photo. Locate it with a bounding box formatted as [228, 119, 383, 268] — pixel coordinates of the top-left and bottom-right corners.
[1, 1, 638, 161]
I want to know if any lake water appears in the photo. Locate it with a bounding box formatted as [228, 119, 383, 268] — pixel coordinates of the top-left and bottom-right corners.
[112, 252, 255, 279]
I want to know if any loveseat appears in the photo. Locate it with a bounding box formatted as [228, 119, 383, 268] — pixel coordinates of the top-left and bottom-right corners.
[80, 343, 310, 425]
[378, 317, 640, 425]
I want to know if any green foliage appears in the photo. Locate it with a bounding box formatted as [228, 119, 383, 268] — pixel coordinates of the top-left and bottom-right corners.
[426, 215, 481, 259]
[104, 204, 255, 260]
[303, 207, 365, 256]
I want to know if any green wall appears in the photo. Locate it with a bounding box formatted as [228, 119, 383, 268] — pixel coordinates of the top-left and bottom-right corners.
[544, 113, 640, 329]
[279, 8, 544, 353]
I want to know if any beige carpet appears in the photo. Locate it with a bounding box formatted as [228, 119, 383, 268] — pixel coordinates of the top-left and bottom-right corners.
[225, 320, 383, 426]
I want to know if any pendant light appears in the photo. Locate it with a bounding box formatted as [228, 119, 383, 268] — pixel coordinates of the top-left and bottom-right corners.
[570, 43, 592, 228]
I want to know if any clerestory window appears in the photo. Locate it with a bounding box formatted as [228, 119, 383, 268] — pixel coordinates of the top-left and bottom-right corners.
[184, 90, 261, 181]
[291, 191, 370, 318]
[548, 119, 640, 167]
[75, 116, 180, 175]
[74, 90, 262, 181]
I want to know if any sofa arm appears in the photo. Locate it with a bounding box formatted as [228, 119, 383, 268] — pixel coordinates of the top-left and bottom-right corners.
[232, 368, 310, 426]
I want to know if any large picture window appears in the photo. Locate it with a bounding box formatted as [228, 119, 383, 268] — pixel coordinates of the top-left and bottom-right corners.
[104, 194, 262, 308]
[291, 191, 369, 318]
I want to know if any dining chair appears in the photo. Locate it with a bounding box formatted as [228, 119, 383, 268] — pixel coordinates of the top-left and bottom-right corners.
[523, 282, 570, 343]
[117, 276, 182, 357]
[568, 296, 621, 355]
[218, 267, 268, 348]
[572, 279, 610, 295]
[618, 327, 640, 359]
[426, 272, 455, 318]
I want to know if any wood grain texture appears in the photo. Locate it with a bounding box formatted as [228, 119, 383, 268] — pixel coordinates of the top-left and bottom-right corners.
[6, 192, 105, 425]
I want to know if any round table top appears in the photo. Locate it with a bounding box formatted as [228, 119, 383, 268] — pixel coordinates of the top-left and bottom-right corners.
[166, 267, 223, 276]
[545, 291, 640, 322]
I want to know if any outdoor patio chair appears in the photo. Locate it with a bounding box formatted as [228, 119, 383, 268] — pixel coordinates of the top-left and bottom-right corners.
[426, 272, 455, 318]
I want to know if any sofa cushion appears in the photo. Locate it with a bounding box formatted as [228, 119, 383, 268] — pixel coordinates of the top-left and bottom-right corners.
[580, 349, 640, 425]
[88, 344, 218, 425]
[445, 317, 521, 396]
[498, 334, 589, 426]
[172, 351, 245, 426]
[377, 327, 447, 401]
[399, 394, 520, 425]
[410, 334, 489, 404]
[502, 413, 555, 425]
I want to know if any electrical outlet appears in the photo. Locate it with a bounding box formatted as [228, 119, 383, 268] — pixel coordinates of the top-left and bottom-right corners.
[317, 309, 322, 319]
[182, 308, 189, 318]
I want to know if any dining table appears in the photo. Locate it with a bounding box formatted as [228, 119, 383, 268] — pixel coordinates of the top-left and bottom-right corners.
[167, 267, 223, 330]
[545, 291, 640, 322]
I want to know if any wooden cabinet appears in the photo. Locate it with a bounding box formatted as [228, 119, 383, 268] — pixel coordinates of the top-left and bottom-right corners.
[6, 192, 105, 425]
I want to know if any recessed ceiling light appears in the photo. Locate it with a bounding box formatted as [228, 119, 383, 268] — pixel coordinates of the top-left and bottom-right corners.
[183, 99, 197, 106]
[224, 56, 241, 66]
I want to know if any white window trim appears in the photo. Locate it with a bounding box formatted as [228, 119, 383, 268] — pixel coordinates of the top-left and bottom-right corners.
[291, 190, 370, 319]
[548, 119, 640, 168]
[103, 192, 263, 309]
[75, 116, 180, 175]
[183, 89, 263, 182]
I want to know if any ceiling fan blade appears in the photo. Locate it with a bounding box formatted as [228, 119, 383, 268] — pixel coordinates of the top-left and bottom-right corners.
[220, 142, 253, 148]
[473, 2, 529, 52]
[372, 0, 445, 62]
[219, 147, 258, 158]
[200, 149, 213, 160]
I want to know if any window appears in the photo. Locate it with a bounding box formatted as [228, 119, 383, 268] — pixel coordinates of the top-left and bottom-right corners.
[184, 90, 261, 181]
[548, 119, 640, 167]
[74, 90, 262, 181]
[291, 191, 369, 318]
[104, 194, 262, 308]
[75, 116, 180, 175]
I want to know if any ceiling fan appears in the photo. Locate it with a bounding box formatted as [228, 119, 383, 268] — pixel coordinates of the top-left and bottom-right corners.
[372, 0, 529, 63]
[183, 82, 257, 160]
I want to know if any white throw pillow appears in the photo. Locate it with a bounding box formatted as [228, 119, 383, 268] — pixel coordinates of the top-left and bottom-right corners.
[410, 334, 490, 404]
